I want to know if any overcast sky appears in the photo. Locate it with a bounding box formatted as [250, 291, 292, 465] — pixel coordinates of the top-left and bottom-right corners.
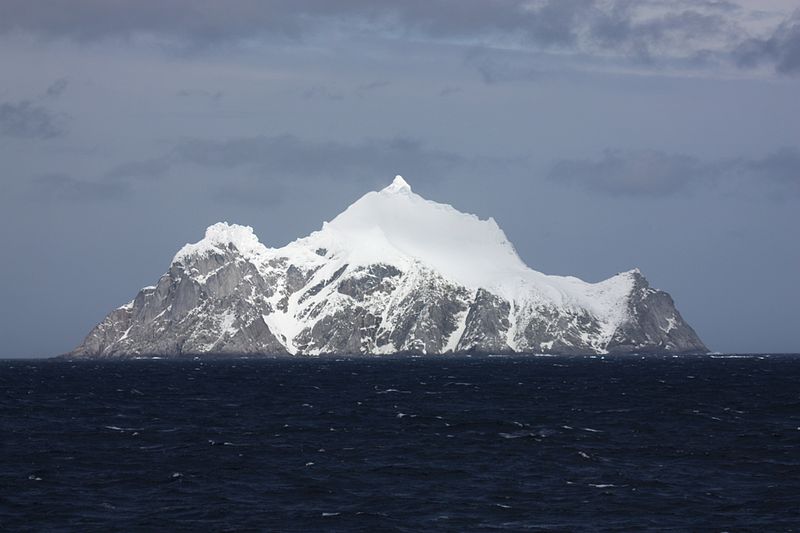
[1, 0, 799, 357]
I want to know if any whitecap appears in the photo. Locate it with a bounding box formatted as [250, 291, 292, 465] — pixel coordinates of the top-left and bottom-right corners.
[104, 425, 142, 432]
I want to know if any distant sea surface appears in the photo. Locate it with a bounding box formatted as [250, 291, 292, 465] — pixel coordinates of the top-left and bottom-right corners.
[2, 355, 799, 531]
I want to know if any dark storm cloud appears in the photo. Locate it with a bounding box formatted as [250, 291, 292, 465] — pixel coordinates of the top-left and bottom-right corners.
[3, 0, 795, 74]
[589, 5, 728, 62]
[0, 100, 67, 139]
[174, 134, 464, 182]
[32, 174, 129, 202]
[549, 148, 800, 197]
[734, 12, 800, 74]
[650, 0, 739, 10]
[0, 0, 593, 45]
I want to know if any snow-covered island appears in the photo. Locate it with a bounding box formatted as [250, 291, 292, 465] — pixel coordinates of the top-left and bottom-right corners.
[68, 176, 707, 358]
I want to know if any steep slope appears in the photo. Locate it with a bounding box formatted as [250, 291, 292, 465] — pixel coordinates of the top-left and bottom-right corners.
[70, 176, 707, 357]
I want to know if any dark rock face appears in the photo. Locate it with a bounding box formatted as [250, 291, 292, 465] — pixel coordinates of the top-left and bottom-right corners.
[72, 249, 288, 358]
[293, 265, 404, 354]
[514, 304, 606, 355]
[338, 264, 401, 300]
[457, 289, 512, 353]
[383, 273, 469, 355]
[605, 273, 706, 354]
[295, 306, 383, 355]
[70, 250, 707, 358]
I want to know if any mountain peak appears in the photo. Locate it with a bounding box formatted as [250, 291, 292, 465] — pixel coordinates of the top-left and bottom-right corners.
[173, 222, 265, 263]
[295, 175, 530, 291]
[71, 175, 708, 358]
[382, 175, 412, 194]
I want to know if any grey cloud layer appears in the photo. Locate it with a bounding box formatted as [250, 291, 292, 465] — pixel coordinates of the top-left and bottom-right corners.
[0, 100, 67, 139]
[32, 174, 129, 202]
[0, 0, 607, 44]
[744, 147, 800, 184]
[45, 131, 800, 205]
[734, 12, 800, 74]
[45, 78, 68, 98]
[1, 0, 797, 75]
[549, 148, 800, 196]
[42, 135, 471, 205]
[104, 156, 174, 181]
[175, 135, 464, 183]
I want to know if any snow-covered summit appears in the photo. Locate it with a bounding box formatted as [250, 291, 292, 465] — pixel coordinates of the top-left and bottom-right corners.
[286, 176, 527, 290]
[169, 177, 647, 319]
[171, 178, 643, 328]
[383, 174, 412, 194]
[173, 222, 266, 263]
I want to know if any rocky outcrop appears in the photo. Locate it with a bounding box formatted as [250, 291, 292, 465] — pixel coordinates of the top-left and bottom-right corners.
[605, 272, 707, 354]
[74, 245, 288, 358]
[456, 289, 512, 353]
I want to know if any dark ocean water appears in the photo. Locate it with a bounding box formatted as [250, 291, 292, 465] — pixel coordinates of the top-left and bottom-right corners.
[2, 355, 799, 532]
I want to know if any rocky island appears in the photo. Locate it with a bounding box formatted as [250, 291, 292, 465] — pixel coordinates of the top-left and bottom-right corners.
[69, 176, 707, 357]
